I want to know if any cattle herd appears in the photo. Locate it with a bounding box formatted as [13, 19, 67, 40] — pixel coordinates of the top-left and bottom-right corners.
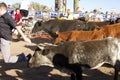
[28, 18, 120, 80]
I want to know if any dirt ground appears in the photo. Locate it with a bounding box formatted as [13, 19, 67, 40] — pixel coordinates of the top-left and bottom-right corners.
[0, 38, 120, 80]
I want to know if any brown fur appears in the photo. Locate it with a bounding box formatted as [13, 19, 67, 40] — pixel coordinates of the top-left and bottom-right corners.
[53, 30, 104, 44]
[53, 23, 120, 44]
[99, 23, 120, 37]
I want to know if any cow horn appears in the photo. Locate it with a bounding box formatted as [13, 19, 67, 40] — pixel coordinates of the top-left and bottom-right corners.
[37, 43, 58, 50]
[44, 43, 57, 46]
[37, 45, 45, 50]
[38, 43, 46, 47]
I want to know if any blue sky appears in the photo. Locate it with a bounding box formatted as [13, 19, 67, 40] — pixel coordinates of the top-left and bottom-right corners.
[0, 0, 120, 13]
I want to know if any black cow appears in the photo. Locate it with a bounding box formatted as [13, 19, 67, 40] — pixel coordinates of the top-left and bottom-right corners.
[29, 37, 120, 80]
[116, 18, 120, 23]
[31, 19, 111, 39]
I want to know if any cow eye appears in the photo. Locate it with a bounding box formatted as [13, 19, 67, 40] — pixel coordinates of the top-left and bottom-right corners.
[35, 47, 41, 51]
[42, 49, 49, 55]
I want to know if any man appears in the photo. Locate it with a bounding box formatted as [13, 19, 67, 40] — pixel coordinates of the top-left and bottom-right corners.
[0, 2, 31, 63]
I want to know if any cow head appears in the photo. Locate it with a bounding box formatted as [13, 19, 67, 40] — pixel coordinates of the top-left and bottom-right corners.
[29, 43, 57, 68]
[115, 37, 120, 61]
[32, 20, 43, 33]
[32, 20, 59, 39]
[106, 37, 120, 64]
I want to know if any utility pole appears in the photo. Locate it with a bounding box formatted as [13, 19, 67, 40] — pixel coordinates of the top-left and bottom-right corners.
[55, 0, 67, 16]
[55, 0, 59, 12]
[74, 0, 79, 12]
[55, 0, 63, 12]
[55, 0, 79, 13]
[63, 0, 67, 14]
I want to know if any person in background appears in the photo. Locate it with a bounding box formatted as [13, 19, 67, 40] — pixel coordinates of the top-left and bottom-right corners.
[20, 0, 30, 18]
[28, 4, 35, 19]
[7, 4, 14, 16]
[74, 7, 81, 19]
[58, 13, 65, 20]
[66, 9, 73, 20]
[75, 7, 81, 14]
[92, 9, 98, 21]
[13, 8, 23, 39]
[89, 9, 102, 22]
[84, 11, 89, 21]
[110, 12, 117, 24]
[105, 11, 111, 21]
[0, 2, 31, 63]
[88, 11, 94, 21]
[97, 12, 104, 22]
[14, 8, 31, 43]
[15, 8, 22, 26]
[42, 6, 50, 21]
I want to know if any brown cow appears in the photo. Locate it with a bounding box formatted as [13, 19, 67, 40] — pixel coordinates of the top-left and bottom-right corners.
[53, 30, 104, 44]
[53, 23, 120, 44]
[99, 23, 120, 37]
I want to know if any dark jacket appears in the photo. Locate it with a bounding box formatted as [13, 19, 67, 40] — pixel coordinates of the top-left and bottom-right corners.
[0, 12, 16, 41]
